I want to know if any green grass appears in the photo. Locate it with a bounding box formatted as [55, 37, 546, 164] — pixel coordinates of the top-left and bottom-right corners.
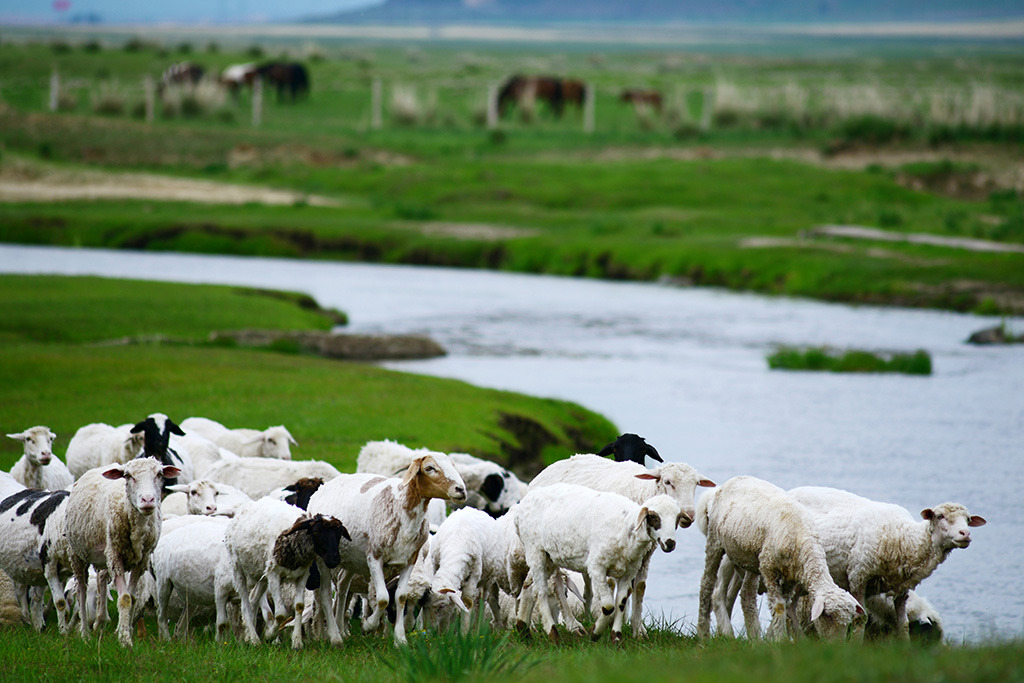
[767, 347, 933, 375]
[0, 275, 615, 474]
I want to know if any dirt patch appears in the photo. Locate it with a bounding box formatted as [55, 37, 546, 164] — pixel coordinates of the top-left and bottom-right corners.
[408, 221, 539, 241]
[739, 236, 949, 265]
[810, 225, 1024, 254]
[209, 329, 446, 361]
[0, 161, 342, 207]
[227, 143, 413, 169]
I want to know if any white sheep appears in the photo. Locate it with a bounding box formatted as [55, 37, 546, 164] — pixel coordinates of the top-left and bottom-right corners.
[170, 431, 230, 479]
[527, 453, 715, 636]
[788, 486, 984, 641]
[203, 454, 341, 500]
[357, 440, 525, 517]
[64, 458, 181, 646]
[0, 487, 71, 630]
[65, 423, 145, 480]
[0, 472, 24, 501]
[515, 483, 683, 642]
[7, 426, 73, 491]
[161, 479, 253, 518]
[307, 450, 466, 646]
[220, 498, 349, 649]
[865, 590, 944, 644]
[696, 476, 864, 642]
[153, 515, 232, 639]
[181, 417, 296, 460]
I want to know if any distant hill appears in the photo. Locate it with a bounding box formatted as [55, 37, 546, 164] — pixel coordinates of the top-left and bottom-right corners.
[316, 0, 1024, 24]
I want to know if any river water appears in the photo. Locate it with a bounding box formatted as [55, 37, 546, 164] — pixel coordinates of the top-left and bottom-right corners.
[2, 244, 1021, 642]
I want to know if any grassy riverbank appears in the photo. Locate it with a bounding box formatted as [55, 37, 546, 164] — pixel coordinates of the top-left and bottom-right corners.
[1, 38, 1023, 313]
[0, 275, 614, 474]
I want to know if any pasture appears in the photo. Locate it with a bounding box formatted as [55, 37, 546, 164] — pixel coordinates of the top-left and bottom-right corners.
[0, 33, 1022, 313]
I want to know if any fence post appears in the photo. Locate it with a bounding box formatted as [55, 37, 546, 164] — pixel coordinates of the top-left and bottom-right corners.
[371, 78, 382, 130]
[143, 75, 155, 123]
[252, 77, 263, 128]
[486, 83, 498, 130]
[584, 82, 596, 134]
[49, 67, 59, 112]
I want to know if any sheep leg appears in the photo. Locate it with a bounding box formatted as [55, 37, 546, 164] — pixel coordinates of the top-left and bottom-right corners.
[611, 578, 633, 643]
[71, 557, 90, 639]
[514, 572, 537, 634]
[739, 569, 761, 639]
[233, 565, 261, 645]
[590, 570, 616, 640]
[107, 554, 134, 647]
[392, 564, 418, 646]
[334, 573, 354, 639]
[214, 573, 234, 641]
[93, 569, 110, 632]
[762, 577, 788, 642]
[553, 571, 585, 636]
[630, 551, 654, 638]
[697, 543, 726, 640]
[893, 592, 910, 642]
[486, 584, 502, 629]
[529, 553, 559, 641]
[315, 560, 344, 645]
[44, 559, 70, 634]
[290, 575, 307, 650]
[156, 575, 173, 640]
[266, 570, 290, 634]
[712, 559, 737, 638]
[461, 576, 481, 635]
[363, 558, 390, 634]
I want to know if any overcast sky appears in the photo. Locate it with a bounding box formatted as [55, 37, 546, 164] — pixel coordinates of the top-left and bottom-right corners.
[0, 0, 383, 24]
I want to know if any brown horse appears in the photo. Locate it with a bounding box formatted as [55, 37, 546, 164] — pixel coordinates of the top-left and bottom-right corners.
[256, 61, 310, 102]
[619, 88, 663, 112]
[497, 74, 586, 119]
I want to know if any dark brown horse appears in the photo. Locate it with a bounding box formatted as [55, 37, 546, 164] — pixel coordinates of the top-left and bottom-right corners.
[158, 61, 204, 94]
[497, 74, 586, 119]
[256, 61, 310, 102]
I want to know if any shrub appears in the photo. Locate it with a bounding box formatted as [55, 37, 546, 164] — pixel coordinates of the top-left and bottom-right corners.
[767, 347, 932, 375]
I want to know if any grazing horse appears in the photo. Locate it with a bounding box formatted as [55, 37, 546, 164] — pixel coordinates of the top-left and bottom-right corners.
[256, 62, 310, 102]
[158, 61, 204, 94]
[220, 62, 259, 98]
[497, 74, 586, 119]
[619, 88, 663, 112]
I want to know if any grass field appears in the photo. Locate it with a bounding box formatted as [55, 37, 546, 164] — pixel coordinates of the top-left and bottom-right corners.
[0, 36, 1023, 314]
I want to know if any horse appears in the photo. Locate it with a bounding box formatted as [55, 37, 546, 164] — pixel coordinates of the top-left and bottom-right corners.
[158, 61, 204, 95]
[619, 88, 663, 112]
[256, 61, 310, 102]
[220, 62, 260, 98]
[497, 74, 586, 119]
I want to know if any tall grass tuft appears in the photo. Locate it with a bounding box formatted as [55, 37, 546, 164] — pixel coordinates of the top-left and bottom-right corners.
[378, 619, 535, 683]
[768, 347, 932, 375]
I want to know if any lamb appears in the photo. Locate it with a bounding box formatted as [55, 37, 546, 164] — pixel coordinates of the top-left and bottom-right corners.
[695, 476, 864, 641]
[787, 486, 984, 641]
[64, 458, 181, 646]
[597, 433, 664, 466]
[307, 450, 466, 646]
[357, 440, 526, 518]
[7, 426, 73, 491]
[219, 498, 349, 649]
[528, 453, 715, 636]
[865, 590, 944, 644]
[153, 515, 232, 639]
[161, 479, 253, 518]
[65, 423, 145, 480]
[180, 417, 296, 460]
[203, 455, 341, 500]
[0, 487, 71, 630]
[425, 507, 506, 633]
[515, 483, 683, 642]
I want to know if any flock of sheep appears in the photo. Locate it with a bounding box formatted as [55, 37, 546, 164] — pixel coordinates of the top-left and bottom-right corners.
[0, 417, 984, 650]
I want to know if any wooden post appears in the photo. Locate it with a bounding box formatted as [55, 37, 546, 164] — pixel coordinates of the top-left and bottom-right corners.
[49, 67, 59, 112]
[584, 82, 596, 134]
[486, 83, 498, 130]
[252, 77, 263, 128]
[143, 75, 155, 123]
[371, 78, 382, 130]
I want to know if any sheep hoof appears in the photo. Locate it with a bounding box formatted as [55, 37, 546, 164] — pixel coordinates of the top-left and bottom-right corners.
[612, 631, 623, 643]
[590, 631, 602, 642]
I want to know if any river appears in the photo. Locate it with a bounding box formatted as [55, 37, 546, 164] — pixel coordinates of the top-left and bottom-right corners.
[2, 244, 1021, 642]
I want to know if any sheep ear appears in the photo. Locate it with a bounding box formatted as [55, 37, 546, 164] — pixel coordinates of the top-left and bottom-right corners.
[166, 484, 189, 493]
[102, 466, 126, 480]
[920, 508, 935, 521]
[677, 512, 693, 529]
[167, 420, 185, 437]
[243, 435, 264, 446]
[855, 601, 866, 616]
[968, 515, 987, 527]
[6, 432, 26, 442]
[698, 479, 717, 488]
[161, 466, 182, 479]
[402, 457, 424, 487]
[810, 595, 826, 622]
[597, 442, 615, 458]
[645, 444, 664, 462]
[130, 421, 146, 434]
[635, 506, 650, 532]
[287, 432, 298, 446]
[635, 473, 659, 481]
